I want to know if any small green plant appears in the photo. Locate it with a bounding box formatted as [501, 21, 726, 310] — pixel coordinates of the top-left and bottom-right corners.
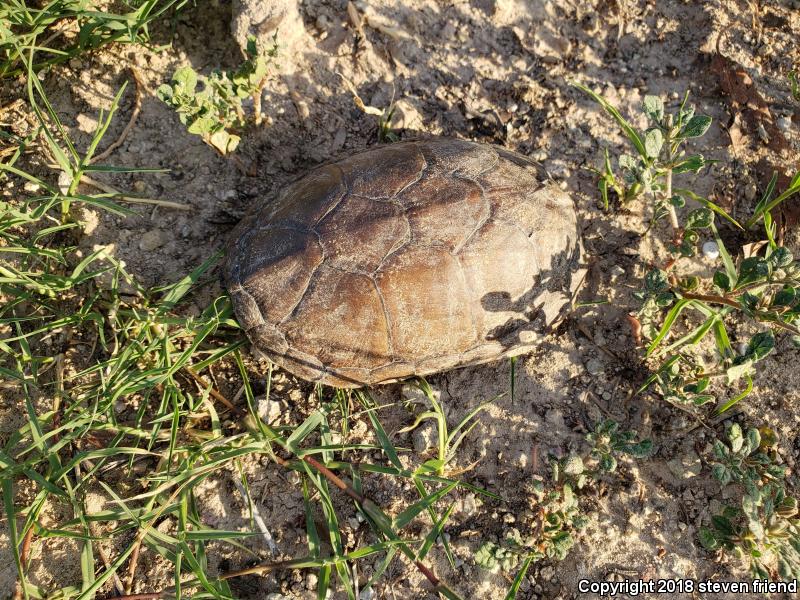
[475, 421, 650, 598]
[340, 74, 400, 142]
[700, 424, 800, 580]
[578, 83, 800, 413]
[399, 379, 498, 477]
[573, 83, 728, 246]
[157, 34, 278, 154]
[586, 418, 653, 473]
[638, 232, 800, 412]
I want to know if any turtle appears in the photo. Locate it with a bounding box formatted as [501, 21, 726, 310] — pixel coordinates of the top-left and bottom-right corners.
[224, 138, 580, 388]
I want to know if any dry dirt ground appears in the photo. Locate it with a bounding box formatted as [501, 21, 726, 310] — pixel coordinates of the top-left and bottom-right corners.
[2, 0, 800, 598]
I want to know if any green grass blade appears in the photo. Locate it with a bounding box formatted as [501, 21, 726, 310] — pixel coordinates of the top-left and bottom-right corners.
[504, 555, 535, 600]
[571, 82, 647, 158]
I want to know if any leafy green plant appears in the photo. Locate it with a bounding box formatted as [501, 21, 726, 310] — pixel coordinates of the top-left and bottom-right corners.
[157, 34, 278, 154]
[475, 421, 649, 598]
[573, 83, 731, 244]
[578, 84, 800, 413]
[586, 418, 653, 473]
[638, 229, 800, 412]
[700, 424, 800, 580]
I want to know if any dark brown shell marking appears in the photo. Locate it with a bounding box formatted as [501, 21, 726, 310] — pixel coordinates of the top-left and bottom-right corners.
[225, 138, 580, 387]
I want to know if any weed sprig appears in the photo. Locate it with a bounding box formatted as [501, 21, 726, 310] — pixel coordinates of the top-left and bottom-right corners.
[577, 83, 800, 413]
[475, 420, 650, 593]
[700, 424, 800, 580]
[157, 35, 278, 154]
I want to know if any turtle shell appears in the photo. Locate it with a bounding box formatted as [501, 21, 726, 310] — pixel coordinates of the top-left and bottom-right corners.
[224, 138, 580, 388]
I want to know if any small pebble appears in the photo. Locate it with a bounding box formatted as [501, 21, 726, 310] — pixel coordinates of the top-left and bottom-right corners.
[585, 358, 604, 375]
[412, 420, 437, 452]
[744, 182, 758, 202]
[257, 397, 284, 423]
[702, 241, 720, 260]
[776, 116, 791, 132]
[58, 171, 71, 195]
[139, 229, 168, 251]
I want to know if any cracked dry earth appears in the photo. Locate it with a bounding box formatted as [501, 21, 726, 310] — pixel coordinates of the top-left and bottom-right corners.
[224, 139, 579, 388]
[2, 0, 800, 599]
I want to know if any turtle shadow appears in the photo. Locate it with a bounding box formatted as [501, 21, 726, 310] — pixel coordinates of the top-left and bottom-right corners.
[480, 235, 583, 347]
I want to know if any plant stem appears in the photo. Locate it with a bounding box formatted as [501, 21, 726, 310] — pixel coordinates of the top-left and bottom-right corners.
[681, 292, 740, 309]
[680, 292, 800, 335]
[663, 116, 679, 231]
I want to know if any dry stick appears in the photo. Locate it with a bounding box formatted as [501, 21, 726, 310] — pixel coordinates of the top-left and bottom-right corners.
[681, 292, 800, 335]
[11, 526, 35, 600]
[89, 67, 144, 166]
[78, 173, 190, 210]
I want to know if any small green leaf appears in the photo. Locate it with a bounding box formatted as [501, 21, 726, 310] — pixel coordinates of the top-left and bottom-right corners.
[769, 246, 794, 268]
[745, 331, 775, 360]
[745, 428, 761, 455]
[670, 194, 686, 207]
[685, 208, 713, 230]
[644, 128, 663, 158]
[728, 423, 744, 453]
[642, 95, 664, 123]
[561, 454, 585, 476]
[619, 154, 637, 171]
[699, 527, 720, 550]
[711, 514, 735, 535]
[682, 115, 712, 138]
[644, 268, 670, 293]
[713, 271, 731, 292]
[713, 464, 732, 486]
[672, 154, 708, 174]
[599, 453, 617, 472]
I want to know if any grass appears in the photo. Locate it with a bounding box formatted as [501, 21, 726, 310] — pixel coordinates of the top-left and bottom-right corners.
[0, 1, 189, 79]
[0, 18, 513, 599]
[7, 3, 795, 598]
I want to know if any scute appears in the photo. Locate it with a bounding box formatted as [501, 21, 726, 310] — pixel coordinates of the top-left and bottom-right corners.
[234, 226, 324, 326]
[224, 138, 580, 388]
[399, 175, 489, 250]
[283, 266, 390, 370]
[338, 143, 426, 198]
[317, 194, 409, 272]
[376, 245, 476, 360]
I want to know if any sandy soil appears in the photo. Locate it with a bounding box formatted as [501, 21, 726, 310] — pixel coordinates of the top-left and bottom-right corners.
[2, 0, 800, 598]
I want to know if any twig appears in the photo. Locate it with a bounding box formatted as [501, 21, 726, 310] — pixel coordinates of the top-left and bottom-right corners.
[680, 291, 740, 309]
[680, 292, 800, 335]
[89, 68, 143, 165]
[231, 476, 278, 555]
[11, 526, 35, 600]
[183, 366, 241, 414]
[123, 537, 143, 595]
[77, 173, 190, 210]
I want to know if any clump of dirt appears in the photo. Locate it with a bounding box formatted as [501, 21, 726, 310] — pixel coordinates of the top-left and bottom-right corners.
[2, 1, 799, 599]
